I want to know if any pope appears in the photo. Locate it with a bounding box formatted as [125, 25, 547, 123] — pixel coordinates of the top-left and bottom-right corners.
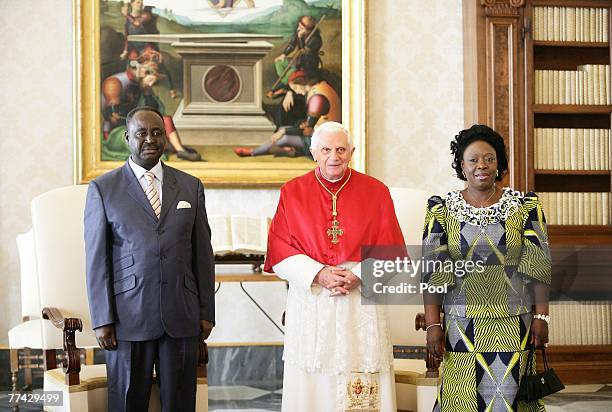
[264, 121, 406, 412]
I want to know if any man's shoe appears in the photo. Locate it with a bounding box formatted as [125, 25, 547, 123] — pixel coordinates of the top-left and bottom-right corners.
[177, 150, 202, 161]
[234, 147, 253, 157]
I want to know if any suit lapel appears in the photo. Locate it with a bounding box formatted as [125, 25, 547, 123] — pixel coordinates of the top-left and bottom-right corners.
[122, 162, 158, 222]
[158, 164, 180, 226]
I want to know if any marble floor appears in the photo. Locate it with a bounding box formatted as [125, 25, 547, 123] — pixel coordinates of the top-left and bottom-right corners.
[209, 385, 282, 412]
[0, 384, 611, 411]
[1, 346, 611, 411]
[206, 384, 612, 412]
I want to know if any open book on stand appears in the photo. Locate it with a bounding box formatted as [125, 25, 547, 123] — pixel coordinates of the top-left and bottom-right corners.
[209, 215, 271, 272]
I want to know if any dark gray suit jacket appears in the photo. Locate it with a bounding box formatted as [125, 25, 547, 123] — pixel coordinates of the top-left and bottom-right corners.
[84, 162, 215, 341]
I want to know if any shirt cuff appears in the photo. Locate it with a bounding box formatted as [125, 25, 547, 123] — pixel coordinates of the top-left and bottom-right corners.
[272, 254, 325, 294]
[350, 262, 362, 279]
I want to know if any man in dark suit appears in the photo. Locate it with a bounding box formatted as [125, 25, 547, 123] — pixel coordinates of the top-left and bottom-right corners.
[84, 106, 215, 411]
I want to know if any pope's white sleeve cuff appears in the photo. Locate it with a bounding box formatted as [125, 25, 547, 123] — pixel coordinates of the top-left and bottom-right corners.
[350, 262, 362, 279]
[273, 254, 325, 294]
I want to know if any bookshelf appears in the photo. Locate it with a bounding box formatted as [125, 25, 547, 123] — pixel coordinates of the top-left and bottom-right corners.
[526, 0, 612, 244]
[463, 0, 612, 385]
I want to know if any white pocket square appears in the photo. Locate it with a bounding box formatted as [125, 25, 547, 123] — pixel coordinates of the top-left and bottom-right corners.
[177, 201, 192, 209]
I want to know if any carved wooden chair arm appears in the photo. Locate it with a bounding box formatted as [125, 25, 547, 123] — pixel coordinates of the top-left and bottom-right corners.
[415, 312, 442, 378]
[42, 307, 83, 334]
[41, 307, 83, 385]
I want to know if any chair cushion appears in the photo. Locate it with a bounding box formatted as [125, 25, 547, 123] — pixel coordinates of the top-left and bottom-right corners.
[8, 319, 44, 348]
[16, 229, 41, 319]
[45, 364, 107, 393]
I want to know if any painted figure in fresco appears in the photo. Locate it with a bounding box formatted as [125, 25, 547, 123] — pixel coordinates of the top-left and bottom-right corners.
[278, 15, 323, 76]
[101, 59, 202, 161]
[120, 0, 177, 99]
[235, 70, 340, 158]
[210, 0, 255, 8]
[267, 15, 325, 137]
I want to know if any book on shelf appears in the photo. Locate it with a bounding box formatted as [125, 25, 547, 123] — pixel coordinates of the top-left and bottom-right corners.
[534, 128, 610, 171]
[597, 191, 603, 224]
[578, 192, 584, 225]
[586, 192, 593, 225]
[209, 215, 271, 256]
[563, 192, 570, 224]
[584, 303, 592, 345]
[591, 8, 597, 42]
[535, 66, 610, 105]
[537, 192, 610, 225]
[553, 128, 560, 169]
[604, 65, 612, 104]
[589, 129, 597, 170]
[533, 6, 610, 43]
[569, 303, 579, 345]
[604, 304, 610, 344]
[597, 302, 606, 344]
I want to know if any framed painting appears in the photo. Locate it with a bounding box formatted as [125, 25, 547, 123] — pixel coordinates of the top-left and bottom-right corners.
[74, 0, 366, 187]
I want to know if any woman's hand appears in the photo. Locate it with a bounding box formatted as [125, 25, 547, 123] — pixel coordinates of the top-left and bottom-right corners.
[426, 325, 445, 360]
[531, 318, 549, 348]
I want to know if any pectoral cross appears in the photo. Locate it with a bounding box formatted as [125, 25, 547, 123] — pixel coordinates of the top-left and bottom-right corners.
[314, 169, 352, 246]
[327, 218, 343, 244]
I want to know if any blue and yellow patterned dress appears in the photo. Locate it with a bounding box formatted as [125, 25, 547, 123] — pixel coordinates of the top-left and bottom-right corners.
[422, 188, 551, 412]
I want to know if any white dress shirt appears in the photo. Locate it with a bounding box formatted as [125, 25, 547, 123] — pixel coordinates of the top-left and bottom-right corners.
[128, 157, 164, 205]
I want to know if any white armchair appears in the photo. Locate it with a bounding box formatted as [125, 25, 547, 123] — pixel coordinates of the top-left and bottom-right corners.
[388, 187, 432, 346]
[388, 187, 439, 412]
[8, 229, 45, 391]
[31, 185, 208, 411]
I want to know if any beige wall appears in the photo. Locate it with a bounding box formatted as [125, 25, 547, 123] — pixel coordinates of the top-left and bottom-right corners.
[0, 0, 75, 343]
[0, 0, 463, 343]
[367, 0, 465, 192]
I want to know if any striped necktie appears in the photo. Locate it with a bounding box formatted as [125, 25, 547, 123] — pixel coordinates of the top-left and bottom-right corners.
[144, 171, 161, 219]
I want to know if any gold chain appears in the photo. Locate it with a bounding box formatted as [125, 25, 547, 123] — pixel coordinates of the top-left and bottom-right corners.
[314, 168, 352, 217]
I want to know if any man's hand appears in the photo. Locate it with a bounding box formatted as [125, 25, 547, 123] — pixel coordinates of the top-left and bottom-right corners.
[530, 318, 549, 348]
[314, 266, 350, 295]
[94, 324, 117, 351]
[200, 320, 214, 340]
[275, 53, 286, 62]
[282, 91, 294, 112]
[329, 269, 360, 296]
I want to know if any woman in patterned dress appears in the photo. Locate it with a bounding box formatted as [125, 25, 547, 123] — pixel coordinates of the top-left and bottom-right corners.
[421, 124, 551, 412]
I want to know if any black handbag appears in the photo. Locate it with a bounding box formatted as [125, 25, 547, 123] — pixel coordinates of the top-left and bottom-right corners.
[517, 348, 565, 402]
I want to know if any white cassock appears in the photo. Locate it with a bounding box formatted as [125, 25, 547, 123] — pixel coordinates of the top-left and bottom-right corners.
[274, 255, 396, 412]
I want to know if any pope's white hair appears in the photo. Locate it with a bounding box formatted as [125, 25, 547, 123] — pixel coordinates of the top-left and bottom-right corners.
[310, 121, 352, 150]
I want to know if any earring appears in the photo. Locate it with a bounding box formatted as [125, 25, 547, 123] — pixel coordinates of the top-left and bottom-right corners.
[496, 170, 499, 177]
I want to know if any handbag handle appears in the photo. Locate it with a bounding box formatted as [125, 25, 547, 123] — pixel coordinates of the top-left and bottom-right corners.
[526, 347, 550, 372]
[541, 347, 550, 371]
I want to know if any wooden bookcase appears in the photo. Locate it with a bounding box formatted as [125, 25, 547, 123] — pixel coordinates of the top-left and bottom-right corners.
[525, 0, 612, 245]
[463, 0, 612, 385]
[464, 0, 612, 245]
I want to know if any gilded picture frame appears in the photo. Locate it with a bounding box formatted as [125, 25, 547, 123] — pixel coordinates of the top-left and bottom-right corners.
[73, 0, 367, 187]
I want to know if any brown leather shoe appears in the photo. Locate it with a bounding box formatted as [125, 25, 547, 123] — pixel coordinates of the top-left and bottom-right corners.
[234, 147, 253, 157]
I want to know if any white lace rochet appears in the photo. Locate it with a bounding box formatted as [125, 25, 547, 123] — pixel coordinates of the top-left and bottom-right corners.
[280, 261, 394, 376]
